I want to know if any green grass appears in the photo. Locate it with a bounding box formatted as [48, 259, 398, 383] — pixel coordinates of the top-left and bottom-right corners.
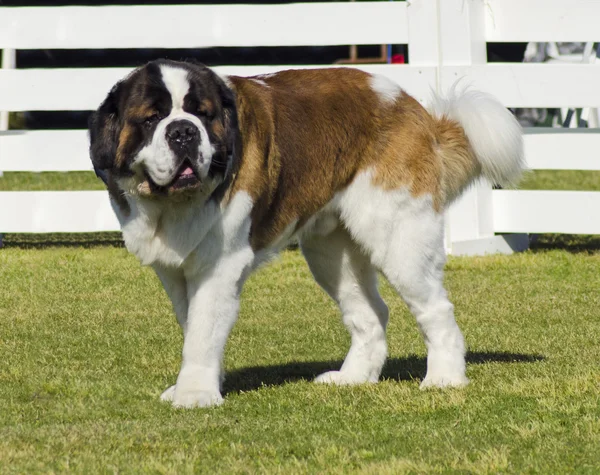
[2, 169, 600, 192]
[0, 163, 599, 472]
[1, 247, 599, 473]
[519, 170, 600, 191]
[0, 172, 103, 191]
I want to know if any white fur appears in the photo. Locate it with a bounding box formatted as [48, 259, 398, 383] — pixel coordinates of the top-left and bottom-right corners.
[299, 170, 468, 387]
[118, 165, 468, 407]
[250, 78, 269, 87]
[369, 74, 403, 104]
[132, 65, 215, 187]
[255, 73, 277, 80]
[160, 65, 189, 110]
[302, 225, 389, 384]
[218, 74, 233, 88]
[118, 191, 255, 408]
[112, 189, 220, 268]
[429, 85, 525, 187]
[169, 192, 254, 408]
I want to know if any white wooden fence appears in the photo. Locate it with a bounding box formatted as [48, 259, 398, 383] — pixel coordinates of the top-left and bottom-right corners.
[1, 0, 599, 255]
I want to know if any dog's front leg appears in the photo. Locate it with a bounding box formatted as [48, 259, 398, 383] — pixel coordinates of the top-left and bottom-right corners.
[170, 252, 251, 408]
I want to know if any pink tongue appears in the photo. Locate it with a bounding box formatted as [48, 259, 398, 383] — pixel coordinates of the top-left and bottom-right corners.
[180, 166, 194, 176]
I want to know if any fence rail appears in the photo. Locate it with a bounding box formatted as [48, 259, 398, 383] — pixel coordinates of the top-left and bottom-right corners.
[0, 3, 408, 48]
[0, 191, 117, 233]
[442, 64, 600, 108]
[0, 65, 437, 111]
[484, 0, 600, 42]
[494, 190, 600, 235]
[1, 0, 600, 255]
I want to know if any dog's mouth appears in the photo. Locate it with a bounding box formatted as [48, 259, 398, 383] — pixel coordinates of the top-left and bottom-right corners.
[170, 160, 200, 190]
[147, 160, 202, 195]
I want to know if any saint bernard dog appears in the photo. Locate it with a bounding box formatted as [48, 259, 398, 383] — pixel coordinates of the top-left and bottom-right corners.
[89, 59, 523, 408]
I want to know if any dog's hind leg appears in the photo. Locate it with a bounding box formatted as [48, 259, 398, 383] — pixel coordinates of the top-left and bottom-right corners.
[338, 173, 468, 388]
[379, 214, 468, 389]
[301, 226, 389, 385]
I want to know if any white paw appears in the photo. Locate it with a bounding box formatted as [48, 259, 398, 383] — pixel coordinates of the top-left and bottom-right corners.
[160, 385, 176, 402]
[419, 374, 469, 389]
[314, 370, 373, 385]
[172, 388, 224, 408]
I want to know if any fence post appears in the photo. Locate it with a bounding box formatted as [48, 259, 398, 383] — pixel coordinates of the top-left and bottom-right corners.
[438, 0, 528, 255]
[406, 0, 439, 68]
[0, 48, 15, 180]
[0, 49, 14, 131]
[0, 49, 14, 247]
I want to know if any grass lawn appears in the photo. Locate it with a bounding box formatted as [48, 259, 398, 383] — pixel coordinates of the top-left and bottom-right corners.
[2, 169, 600, 192]
[1, 246, 599, 473]
[1, 169, 600, 472]
[0, 172, 105, 192]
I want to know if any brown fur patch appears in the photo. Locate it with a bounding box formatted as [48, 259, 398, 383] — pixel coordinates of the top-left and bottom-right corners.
[200, 99, 215, 118]
[212, 120, 225, 140]
[226, 69, 478, 249]
[370, 95, 477, 210]
[433, 117, 479, 204]
[128, 104, 155, 121]
[115, 102, 159, 168]
[100, 64, 479, 251]
[371, 96, 441, 199]
[115, 123, 136, 168]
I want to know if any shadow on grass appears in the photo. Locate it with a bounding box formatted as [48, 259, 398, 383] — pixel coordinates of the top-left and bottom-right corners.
[0, 232, 124, 249]
[223, 351, 544, 394]
[5, 232, 600, 254]
[529, 234, 600, 254]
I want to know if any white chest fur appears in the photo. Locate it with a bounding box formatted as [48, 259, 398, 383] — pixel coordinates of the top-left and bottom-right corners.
[112, 191, 254, 270]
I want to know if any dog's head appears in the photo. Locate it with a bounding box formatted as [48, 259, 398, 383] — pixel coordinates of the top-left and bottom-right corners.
[89, 60, 238, 198]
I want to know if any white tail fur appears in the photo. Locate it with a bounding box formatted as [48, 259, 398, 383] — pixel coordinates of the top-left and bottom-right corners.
[429, 85, 525, 187]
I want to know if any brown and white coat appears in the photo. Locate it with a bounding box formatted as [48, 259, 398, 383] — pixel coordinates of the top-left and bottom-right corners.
[89, 60, 523, 408]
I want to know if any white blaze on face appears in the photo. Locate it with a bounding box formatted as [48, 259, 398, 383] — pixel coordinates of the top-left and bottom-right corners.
[133, 64, 215, 187]
[160, 65, 189, 110]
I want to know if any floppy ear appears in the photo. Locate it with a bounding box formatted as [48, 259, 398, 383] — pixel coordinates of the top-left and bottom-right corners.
[88, 81, 123, 174]
[188, 62, 239, 156]
[214, 74, 240, 159]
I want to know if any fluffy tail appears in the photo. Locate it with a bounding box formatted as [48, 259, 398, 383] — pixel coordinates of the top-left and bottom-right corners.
[429, 85, 525, 198]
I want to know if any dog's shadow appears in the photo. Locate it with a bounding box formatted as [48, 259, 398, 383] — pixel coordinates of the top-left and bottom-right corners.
[223, 351, 544, 394]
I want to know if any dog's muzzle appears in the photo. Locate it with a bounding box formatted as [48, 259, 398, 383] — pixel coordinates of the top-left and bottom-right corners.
[166, 120, 200, 155]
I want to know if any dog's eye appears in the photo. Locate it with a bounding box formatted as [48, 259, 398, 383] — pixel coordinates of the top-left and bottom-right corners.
[199, 110, 217, 122]
[197, 104, 215, 120]
[144, 114, 161, 126]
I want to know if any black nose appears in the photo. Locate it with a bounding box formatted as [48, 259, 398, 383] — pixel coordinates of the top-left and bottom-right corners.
[166, 120, 199, 146]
